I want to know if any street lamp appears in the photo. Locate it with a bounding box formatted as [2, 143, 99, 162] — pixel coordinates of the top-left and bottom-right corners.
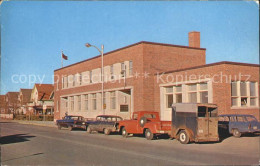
[85, 43, 104, 114]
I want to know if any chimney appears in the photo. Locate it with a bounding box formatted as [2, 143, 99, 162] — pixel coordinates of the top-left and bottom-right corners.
[188, 31, 200, 48]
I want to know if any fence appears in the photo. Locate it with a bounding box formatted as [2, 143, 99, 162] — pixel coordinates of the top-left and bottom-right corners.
[14, 115, 54, 121]
[0, 114, 14, 120]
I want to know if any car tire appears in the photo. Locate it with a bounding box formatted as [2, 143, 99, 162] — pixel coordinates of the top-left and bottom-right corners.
[233, 129, 241, 138]
[145, 129, 154, 140]
[57, 124, 61, 130]
[122, 127, 128, 138]
[178, 130, 190, 144]
[104, 128, 111, 135]
[68, 126, 73, 131]
[139, 117, 147, 127]
[86, 127, 92, 134]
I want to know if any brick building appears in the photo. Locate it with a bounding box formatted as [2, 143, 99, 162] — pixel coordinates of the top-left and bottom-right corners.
[54, 31, 259, 121]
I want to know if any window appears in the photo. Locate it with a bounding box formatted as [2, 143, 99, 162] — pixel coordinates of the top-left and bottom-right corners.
[56, 101, 59, 112]
[92, 94, 96, 110]
[188, 84, 197, 103]
[110, 91, 116, 109]
[84, 95, 88, 111]
[90, 71, 92, 83]
[62, 77, 64, 89]
[70, 96, 74, 111]
[165, 87, 173, 108]
[129, 61, 133, 76]
[175, 85, 182, 103]
[231, 81, 258, 107]
[79, 73, 82, 85]
[73, 75, 76, 86]
[250, 82, 257, 106]
[110, 65, 114, 80]
[78, 95, 81, 111]
[121, 62, 125, 77]
[66, 76, 68, 88]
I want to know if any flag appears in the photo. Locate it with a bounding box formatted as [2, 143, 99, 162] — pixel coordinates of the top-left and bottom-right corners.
[62, 52, 68, 60]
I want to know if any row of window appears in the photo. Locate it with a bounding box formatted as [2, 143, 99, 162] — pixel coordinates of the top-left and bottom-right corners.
[231, 81, 258, 107]
[62, 61, 133, 89]
[66, 91, 117, 112]
[165, 82, 209, 108]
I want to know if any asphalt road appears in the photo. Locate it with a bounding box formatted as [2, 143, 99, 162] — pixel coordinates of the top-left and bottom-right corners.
[1, 121, 259, 166]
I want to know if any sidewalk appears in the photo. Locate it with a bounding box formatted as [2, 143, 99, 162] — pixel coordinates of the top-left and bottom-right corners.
[12, 120, 56, 128]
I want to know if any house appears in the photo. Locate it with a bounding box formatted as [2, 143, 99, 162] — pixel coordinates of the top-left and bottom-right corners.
[27, 84, 54, 115]
[0, 95, 6, 114]
[4, 92, 20, 114]
[53, 31, 259, 121]
[17, 89, 32, 115]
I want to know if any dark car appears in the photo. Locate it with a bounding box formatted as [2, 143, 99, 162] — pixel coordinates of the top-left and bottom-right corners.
[218, 114, 260, 137]
[87, 115, 123, 135]
[56, 115, 87, 131]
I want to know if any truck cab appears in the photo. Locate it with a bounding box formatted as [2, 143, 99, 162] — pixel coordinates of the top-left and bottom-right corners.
[171, 103, 219, 144]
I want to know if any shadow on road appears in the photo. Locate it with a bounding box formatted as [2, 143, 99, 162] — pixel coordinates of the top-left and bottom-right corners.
[0, 134, 36, 145]
[2, 152, 44, 162]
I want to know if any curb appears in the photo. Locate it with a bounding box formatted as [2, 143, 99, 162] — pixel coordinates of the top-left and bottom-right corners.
[14, 120, 56, 128]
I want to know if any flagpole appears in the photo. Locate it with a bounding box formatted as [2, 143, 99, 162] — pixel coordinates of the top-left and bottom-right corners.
[61, 51, 63, 68]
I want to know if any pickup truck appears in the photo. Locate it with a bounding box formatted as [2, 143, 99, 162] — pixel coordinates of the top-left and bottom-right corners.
[118, 111, 171, 140]
[56, 115, 87, 131]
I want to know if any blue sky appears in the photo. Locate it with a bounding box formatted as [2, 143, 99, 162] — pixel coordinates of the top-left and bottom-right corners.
[0, 1, 259, 94]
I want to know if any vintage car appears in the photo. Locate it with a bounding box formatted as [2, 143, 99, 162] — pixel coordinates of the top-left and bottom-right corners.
[86, 115, 123, 135]
[218, 114, 260, 137]
[118, 111, 172, 140]
[56, 115, 87, 131]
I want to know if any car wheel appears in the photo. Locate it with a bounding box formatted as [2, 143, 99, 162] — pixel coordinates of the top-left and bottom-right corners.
[178, 130, 189, 144]
[139, 117, 147, 127]
[68, 126, 73, 131]
[122, 127, 128, 138]
[86, 127, 92, 134]
[145, 129, 154, 140]
[104, 128, 111, 135]
[233, 129, 241, 138]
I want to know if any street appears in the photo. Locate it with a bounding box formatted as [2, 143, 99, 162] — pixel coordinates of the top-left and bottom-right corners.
[1, 121, 259, 166]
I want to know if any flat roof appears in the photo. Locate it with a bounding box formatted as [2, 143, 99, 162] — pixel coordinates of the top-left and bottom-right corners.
[54, 41, 206, 72]
[158, 61, 260, 75]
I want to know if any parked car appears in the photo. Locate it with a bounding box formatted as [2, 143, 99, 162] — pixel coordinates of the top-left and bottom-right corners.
[56, 115, 87, 131]
[218, 114, 260, 137]
[87, 115, 123, 135]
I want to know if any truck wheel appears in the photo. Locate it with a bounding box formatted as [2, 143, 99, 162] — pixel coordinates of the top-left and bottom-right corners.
[179, 130, 189, 144]
[104, 128, 111, 135]
[86, 127, 92, 134]
[68, 126, 73, 131]
[233, 129, 241, 138]
[145, 129, 154, 140]
[139, 117, 147, 127]
[122, 127, 128, 138]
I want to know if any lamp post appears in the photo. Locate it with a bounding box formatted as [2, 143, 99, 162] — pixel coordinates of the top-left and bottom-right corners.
[85, 43, 104, 114]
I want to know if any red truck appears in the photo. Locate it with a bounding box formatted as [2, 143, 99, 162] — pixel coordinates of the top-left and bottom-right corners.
[118, 111, 171, 140]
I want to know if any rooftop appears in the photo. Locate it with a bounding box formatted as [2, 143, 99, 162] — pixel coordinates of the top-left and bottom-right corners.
[54, 41, 206, 72]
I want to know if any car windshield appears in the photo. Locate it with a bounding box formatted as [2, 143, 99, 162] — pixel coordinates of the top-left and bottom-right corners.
[245, 116, 257, 122]
[71, 116, 80, 120]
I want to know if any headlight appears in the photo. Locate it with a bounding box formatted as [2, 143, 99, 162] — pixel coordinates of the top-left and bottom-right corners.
[82, 122, 85, 125]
